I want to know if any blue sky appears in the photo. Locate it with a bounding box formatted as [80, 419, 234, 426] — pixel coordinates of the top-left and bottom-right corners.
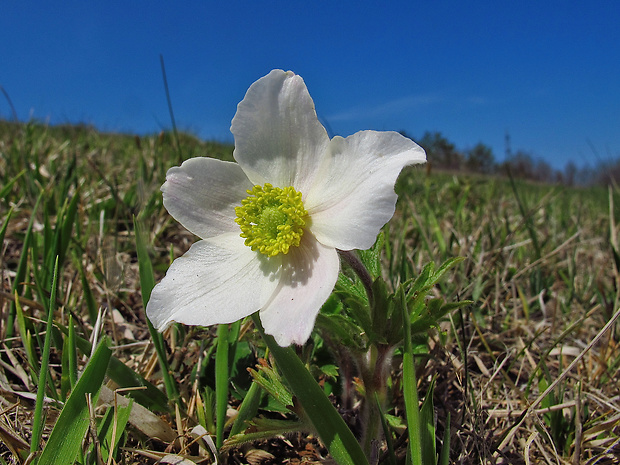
[1, 2, 618, 169]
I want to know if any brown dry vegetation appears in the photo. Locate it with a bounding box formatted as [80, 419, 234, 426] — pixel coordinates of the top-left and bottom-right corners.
[0, 121, 619, 464]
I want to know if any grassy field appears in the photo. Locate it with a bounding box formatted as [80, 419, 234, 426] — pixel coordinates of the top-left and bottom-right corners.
[0, 120, 619, 464]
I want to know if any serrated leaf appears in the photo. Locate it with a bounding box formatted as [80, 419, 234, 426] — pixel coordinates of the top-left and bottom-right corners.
[432, 256, 464, 282]
[357, 232, 385, 278]
[335, 272, 368, 304]
[315, 313, 364, 348]
[249, 361, 294, 410]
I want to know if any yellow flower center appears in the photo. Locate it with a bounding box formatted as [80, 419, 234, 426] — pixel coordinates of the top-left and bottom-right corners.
[235, 183, 307, 257]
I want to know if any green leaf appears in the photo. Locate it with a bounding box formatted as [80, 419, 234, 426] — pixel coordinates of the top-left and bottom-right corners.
[74, 249, 98, 325]
[419, 378, 437, 465]
[400, 288, 423, 465]
[252, 314, 369, 465]
[13, 292, 37, 379]
[335, 271, 369, 305]
[6, 191, 43, 343]
[432, 256, 464, 283]
[134, 216, 178, 404]
[357, 231, 385, 278]
[59, 188, 80, 268]
[96, 398, 133, 464]
[224, 417, 307, 449]
[376, 392, 397, 465]
[370, 277, 392, 343]
[197, 386, 216, 434]
[0, 169, 25, 199]
[43, 189, 80, 281]
[248, 360, 294, 411]
[229, 381, 263, 438]
[406, 262, 434, 299]
[315, 313, 364, 348]
[60, 315, 78, 400]
[31, 256, 59, 453]
[438, 412, 451, 465]
[38, 339, 112, 465]
[0, 207, 13, 245]
[55, 323, 170, 412]
[407, 257, 464, 304]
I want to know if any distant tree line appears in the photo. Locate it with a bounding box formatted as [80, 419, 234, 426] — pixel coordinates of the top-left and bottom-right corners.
[402, 130, 619, 186]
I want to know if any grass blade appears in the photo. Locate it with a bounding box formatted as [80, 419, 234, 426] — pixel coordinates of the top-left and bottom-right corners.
[58, 186, 80, 268]
[13, 291, 37, 380]
[60, 315, 78, 400]
[508, 172, 542, 259]
[229, 380, 262, 438]
[419, 378, 436, 465]
[438, 412, 451, 465]
[96, 397, 133, 464]
[0, 207, 13, 245]
[74, 249, 99, 325]
[30, 256, 59, 453]
[401, 288, 423, 465]
[37, 338, 112, 464]
[6, 191, 43, 343]
[160, 54, 183, 163]
[54, 324, 170, 411]
[376, 392, 397, 465]
[134, 216, 178, 404]
[252, 314, 369, 465]
[0, 169, 25, 199]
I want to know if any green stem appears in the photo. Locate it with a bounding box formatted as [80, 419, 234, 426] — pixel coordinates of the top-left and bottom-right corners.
[339, 249, 393, 463]
[215, 323, 230, 449]
[361, 390, 382, 464]
[338, 250, 374, 303]
[360, 344, 393, 464]
[252, 314, 369, 465]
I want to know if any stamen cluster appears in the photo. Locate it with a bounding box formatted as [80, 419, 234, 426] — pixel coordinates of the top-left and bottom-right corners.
[235, 183, 307, 257]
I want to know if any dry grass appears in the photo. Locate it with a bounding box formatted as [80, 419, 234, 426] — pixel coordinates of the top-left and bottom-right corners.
[0, 120, 619, 464]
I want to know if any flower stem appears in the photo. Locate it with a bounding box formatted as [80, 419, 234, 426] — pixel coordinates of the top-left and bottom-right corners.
[359, 343, 394, 464]
[337, 250, 396, 463]
[215, 323, 229, 449]
[337, 250, 374, 303]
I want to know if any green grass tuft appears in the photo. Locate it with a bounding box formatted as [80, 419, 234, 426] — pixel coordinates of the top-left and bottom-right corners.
[1, 120, 618, 464]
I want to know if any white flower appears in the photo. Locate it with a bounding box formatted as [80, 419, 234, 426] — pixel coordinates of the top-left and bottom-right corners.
[146, 70, 426, 346]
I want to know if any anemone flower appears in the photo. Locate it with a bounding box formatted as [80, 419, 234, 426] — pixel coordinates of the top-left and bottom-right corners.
[146, 69, 426, 346]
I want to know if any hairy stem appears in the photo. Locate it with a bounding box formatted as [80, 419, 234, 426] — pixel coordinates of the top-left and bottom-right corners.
[337, 249, 374, 303]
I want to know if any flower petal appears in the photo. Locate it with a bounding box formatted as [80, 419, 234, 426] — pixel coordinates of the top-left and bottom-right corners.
[231, 69, 329, 193]
[259, 233, 339, 346]
[162, 157, 254, 239]
[146, 233, 281, 330]
[305, 131, 426, 250]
